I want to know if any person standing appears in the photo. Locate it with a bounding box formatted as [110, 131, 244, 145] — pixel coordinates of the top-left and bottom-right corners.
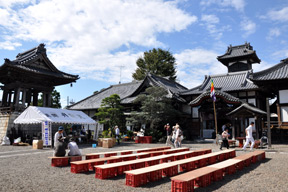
[68, 138, 81, 156]
[220, 128, 230, 150]
[115, 126, 120, 145]
[242, 122, 255, 151]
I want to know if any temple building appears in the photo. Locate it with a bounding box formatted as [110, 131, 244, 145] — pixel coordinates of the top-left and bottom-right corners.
[70, 42, 288, 143]
[0, 44, 79, 141]
[181, 42, 288, 142]
[68, 73, 189, 132]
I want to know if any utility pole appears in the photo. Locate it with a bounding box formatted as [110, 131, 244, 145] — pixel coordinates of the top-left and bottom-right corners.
[119, 65, 124, 84]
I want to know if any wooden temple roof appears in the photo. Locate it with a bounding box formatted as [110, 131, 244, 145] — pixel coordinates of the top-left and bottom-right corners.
[188, 90, 242, 107]
[0, 44, 79, 86]
[181, 71, 259, 96]
[217, 42, 261, 65]
[226, 103, 267, 117]
[251, 58, 288, 81]
[68, 73, 188, 110]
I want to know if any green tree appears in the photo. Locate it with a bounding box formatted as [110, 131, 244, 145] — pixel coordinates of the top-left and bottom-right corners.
[130, 87, 181, 141]
[95, 94, 125, 132]
[38, 89, 61, 108]
[132, 48, 177, 81]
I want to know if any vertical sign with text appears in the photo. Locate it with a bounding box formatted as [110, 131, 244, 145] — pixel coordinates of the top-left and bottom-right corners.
[42, 121, 52, 146]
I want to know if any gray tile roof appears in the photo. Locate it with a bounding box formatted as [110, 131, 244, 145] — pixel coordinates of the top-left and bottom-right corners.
[217, 42, 260, 61]
[226, 103, 267, 116]
[252, 58, 288, 81]
[68, 81, 143, 110]
[1, 44, 79, 81]
[147, 73, 188, 94]
[69, 73, 188, 110]
[181, 71, 259, 96]
[189, 90, 242, 106]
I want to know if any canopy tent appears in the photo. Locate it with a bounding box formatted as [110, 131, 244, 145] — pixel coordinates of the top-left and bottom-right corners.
[14, 106, 96, 125]
[14, 106, 97, 146]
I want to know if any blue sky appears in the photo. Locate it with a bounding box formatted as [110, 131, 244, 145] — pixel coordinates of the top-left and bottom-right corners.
[0, 0, 288, 107]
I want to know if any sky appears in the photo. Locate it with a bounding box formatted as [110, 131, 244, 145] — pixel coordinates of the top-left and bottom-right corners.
[0, 0, 288, 108]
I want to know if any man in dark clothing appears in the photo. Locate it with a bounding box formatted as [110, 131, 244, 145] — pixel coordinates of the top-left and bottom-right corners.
[54, 136, 66, 157]
[220, 128, 230, 150]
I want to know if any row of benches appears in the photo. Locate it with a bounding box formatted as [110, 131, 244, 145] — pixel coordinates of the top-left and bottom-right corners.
[93, 148, 211, 179]
[171, 150, 265, 192]
[49, 146, 171, 167]
[124, 149, 236, 187]
[71, 147, 192, 174]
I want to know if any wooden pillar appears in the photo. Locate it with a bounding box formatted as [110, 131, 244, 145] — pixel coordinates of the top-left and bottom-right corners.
[232, 118, 235, 140]
[13, 88, 20, 109]
[47, 92, 52, 107]
[22, 89, 27, 107]
[7, 91, 12, 106]
[266, 97, 272, 148]
[1, 90, 8, 106]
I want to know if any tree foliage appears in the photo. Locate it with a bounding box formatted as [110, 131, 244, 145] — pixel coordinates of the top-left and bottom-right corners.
[131, 87, 181, 131]
[132, 48, 177, 81]
[95, 94, 125, 131]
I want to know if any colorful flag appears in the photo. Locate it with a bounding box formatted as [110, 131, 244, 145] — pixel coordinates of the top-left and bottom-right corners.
[210, 79, 216, 102]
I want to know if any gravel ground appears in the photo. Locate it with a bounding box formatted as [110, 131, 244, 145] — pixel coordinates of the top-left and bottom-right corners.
[0, 141, 287, 192]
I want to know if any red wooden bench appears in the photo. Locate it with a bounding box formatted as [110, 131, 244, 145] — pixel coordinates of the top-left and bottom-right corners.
[171, 150, 265, 192]
[48, 156, 82, 167]
[125, 163, 179, 187]
[70, 156, 121, 173]
[136, 146, 171, 153]
[171, 167, 220, 191]
[124, 150, 232, 187]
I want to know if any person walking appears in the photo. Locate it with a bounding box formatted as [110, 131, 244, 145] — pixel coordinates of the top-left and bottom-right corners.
[115, 126, 120, 145]
[174, 124, 182, 148]
[242, 122, 255, 151]
[165, 123, 172, 146]
[220, 128, 230, 150]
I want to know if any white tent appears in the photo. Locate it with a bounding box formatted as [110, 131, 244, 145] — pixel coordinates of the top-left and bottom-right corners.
[14, 106, 96, 125]
[14, 106, 98, 146]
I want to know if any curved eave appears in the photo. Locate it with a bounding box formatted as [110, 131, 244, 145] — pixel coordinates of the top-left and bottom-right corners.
[189, 91, 241, 107]
[226, 103, 266, 117]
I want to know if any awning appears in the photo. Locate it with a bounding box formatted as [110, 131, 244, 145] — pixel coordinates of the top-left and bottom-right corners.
[14, 106, 96, 125]
[226, 103, 267, 117]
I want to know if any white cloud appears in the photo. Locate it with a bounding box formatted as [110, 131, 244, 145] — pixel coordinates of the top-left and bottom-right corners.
[175, 49, 226, 88]
[200, 14, 230, 40]
[267, 28, 281, 40]
[272, 49, 288, 61]
[240, 18, 256, 37]
[0, 41, 22, 50]
[267, 7, 288, 22]
[0, 0, 197, 84]
[200, 0, 245, 12]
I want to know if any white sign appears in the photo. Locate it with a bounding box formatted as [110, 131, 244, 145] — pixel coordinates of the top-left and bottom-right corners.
[42, 121, 52, 146]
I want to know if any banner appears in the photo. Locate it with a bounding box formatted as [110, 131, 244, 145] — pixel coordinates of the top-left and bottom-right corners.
[42, 121, 52, 146]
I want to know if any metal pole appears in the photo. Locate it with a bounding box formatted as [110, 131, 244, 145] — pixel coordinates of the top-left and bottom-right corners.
[266, 97, 272, 148]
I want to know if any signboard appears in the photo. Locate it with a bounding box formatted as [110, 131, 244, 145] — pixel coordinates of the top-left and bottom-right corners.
[42, 121, 52, 146]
